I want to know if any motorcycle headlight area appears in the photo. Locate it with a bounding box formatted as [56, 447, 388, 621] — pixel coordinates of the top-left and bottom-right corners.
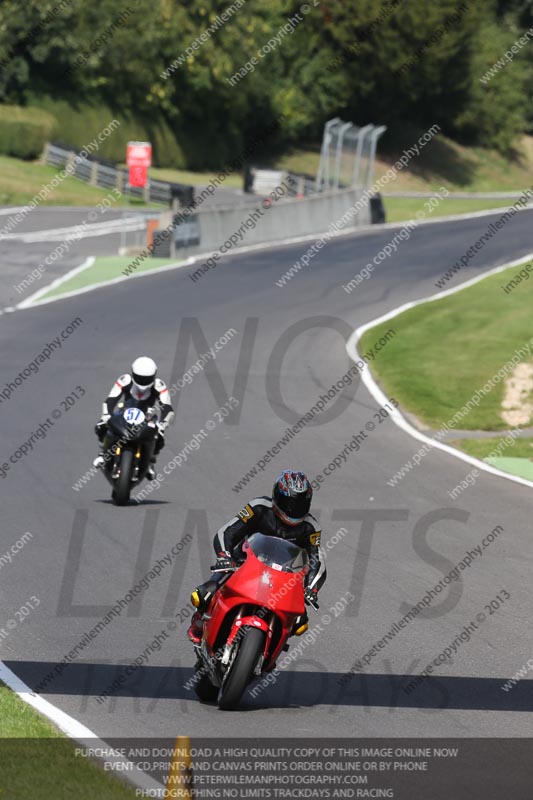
[123, 408, 145, 425]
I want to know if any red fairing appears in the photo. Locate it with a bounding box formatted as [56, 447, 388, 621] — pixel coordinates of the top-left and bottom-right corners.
[203, 538, 307, 669]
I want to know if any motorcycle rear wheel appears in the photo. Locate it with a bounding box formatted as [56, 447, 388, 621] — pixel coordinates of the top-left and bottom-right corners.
[112, 450, 133, 505]
[218, 627, 265, 710]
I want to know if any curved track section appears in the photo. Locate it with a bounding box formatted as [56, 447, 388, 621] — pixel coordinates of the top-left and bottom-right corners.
[1, 209, 533, 743]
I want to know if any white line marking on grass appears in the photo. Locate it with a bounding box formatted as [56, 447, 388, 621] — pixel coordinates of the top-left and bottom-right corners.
[0, 206, 28, 216]
[0, 660, 164, 794]
[15, 257, 95, 309]
[372, 202, 533, 231]
[1, 217, 145, 243]
[14, 257, 196, 310]
[346, 252, 533, 491]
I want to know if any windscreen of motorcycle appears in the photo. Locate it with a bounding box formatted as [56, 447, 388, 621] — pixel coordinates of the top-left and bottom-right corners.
[246, 533, 308, 573]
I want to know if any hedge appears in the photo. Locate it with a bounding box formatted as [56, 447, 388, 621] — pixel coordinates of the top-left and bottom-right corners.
[25, 96, 186, 167]
[0, 106, 57, 159]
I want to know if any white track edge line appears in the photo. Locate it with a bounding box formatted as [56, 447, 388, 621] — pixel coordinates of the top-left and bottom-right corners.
[13, 258, 195, 310]
[346, 252, 533, 491]
[375, 202, 533, 230]
[0, 660, 164, 793]
[0, 206, 28, 216]
[14, 257, 96, 309]
[1, 217, 145, 243]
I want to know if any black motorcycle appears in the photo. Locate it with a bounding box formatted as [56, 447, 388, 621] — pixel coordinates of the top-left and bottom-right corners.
[101, 399, 159, 505]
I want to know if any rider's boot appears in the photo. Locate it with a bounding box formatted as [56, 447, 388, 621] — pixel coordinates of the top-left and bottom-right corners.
[290, 612, 309, 637]
[187, 611, 204, 644]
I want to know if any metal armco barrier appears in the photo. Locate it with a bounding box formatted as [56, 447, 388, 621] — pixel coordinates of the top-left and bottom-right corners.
[154, 186, 371, 259]
[43, 142, 194, 206]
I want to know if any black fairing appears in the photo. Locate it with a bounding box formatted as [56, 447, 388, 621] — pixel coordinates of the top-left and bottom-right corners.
[103, 399, 158, 479]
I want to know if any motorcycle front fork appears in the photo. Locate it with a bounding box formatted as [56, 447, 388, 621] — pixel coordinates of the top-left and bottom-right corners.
[111, 448, 121, 479]
[111, 448, 143, 480]
[219, 608, 274, 677]
[254, 614, 276, 676]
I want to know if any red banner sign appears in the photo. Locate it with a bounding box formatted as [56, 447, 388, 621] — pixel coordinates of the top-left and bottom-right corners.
[126, 141, 152, 188]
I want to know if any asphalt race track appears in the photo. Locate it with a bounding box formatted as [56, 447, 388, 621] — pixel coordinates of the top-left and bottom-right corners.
[0, 207, 142, 309]
[2, 207, 533, 745]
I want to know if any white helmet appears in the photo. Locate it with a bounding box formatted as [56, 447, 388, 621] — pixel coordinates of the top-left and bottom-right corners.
[131, 356, 157, 392]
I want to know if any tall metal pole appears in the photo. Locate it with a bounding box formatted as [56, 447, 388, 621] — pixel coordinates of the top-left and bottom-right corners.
[316, 117, 340, 192]
[334, 121, 352, 190]
[352, 124, 373, 187]
[367, 125, 387, 189]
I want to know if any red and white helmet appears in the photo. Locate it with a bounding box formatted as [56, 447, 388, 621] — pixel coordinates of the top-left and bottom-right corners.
[131, 356, 157, 392]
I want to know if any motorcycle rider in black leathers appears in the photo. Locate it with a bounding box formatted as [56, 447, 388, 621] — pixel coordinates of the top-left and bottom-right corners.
[93, 357, 174, 481]
[188, 470, 326, 643]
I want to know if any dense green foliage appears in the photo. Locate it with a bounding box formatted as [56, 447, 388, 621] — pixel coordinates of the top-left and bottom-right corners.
[26, 96, 186, 166]
[0, 0, 531, 166]
[0, 105, 56, 158]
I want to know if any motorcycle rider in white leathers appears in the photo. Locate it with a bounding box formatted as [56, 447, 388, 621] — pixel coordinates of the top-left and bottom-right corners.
[93, 357, 174, 480]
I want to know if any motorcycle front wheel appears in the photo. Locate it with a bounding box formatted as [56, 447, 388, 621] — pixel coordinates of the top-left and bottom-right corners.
[218, 627, 265, 710]
[112, 449, 133, 505]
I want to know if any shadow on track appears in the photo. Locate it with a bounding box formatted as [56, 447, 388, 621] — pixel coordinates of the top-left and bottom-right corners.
[7, 661, 533, 712]
[94, 499, 171, 506]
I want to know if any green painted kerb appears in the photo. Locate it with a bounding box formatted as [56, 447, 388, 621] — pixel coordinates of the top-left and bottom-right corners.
[38, 256, 183, 302]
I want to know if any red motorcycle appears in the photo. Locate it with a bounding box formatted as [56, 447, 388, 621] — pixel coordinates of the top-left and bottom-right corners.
[191, 533, 311, 709]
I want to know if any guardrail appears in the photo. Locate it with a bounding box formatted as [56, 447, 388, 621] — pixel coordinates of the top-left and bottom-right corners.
[152, 186, 371, 259]
[1, 216, 147, 243]
[43, 143, 194, 206]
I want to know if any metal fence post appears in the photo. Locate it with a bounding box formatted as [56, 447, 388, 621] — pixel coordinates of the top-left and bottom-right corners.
[367, 126, 387, 189]
[352, 124, 373, 187]
[316, 118, 386, 193]
[316, 117, 340, 192]
[67, 151, 76, 174]
[334, 121, 352, 190]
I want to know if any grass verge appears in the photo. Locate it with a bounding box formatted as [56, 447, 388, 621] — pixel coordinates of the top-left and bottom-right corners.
[150, 165, 243, 189]
[451, 438, 533, 481]
[383, 197, 520, 223]
[359, 258, 533, 431]
[0, 681, 137, 798]
[276, 134, 533, 194]
[2, 129, 532, 208]
[452, 437, 533, 459]
[35, 256, 185, 303]
[0, 155, 156, 207]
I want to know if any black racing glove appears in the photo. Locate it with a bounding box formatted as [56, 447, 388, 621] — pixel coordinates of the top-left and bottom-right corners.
[211, 553, 237, 573]
[304, 587, 319, 610]
[95, 419, 108, 442]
